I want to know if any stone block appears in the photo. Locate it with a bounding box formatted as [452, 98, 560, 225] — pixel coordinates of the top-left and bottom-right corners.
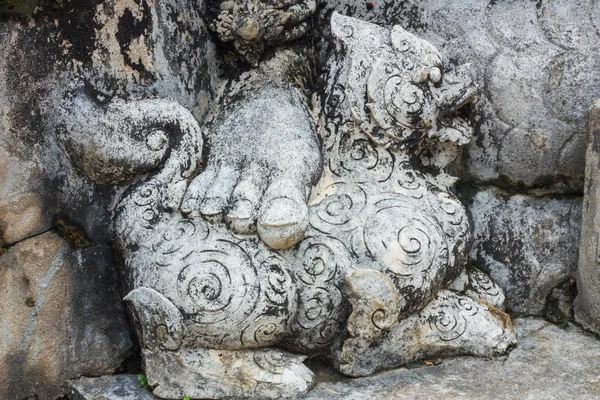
[68, 375, 156, 400]
[574, 100, 600, 334]
[0, 192, 53, 246]
[469, 188, 582, 315]
[0, 147, 52, 247]
[0, 232, 132, 400]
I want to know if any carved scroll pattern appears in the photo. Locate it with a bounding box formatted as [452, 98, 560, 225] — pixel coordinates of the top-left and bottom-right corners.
[115, 180, 296, 350]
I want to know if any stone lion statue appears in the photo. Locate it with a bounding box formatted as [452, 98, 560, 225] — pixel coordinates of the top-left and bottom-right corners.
[55, 4, 515, 399]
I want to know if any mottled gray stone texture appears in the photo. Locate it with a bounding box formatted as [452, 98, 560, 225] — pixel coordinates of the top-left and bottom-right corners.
[68, 375, 157, 400]
[0, 231, 132, 400]
[66, 318, 600, 400]
[1, 0, 599, 399]
[575, 100, 600, 335]
[317, 0, 600, 194]
[469, 188, 582, 315]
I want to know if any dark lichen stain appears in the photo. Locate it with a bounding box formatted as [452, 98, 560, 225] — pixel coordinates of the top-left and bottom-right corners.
[545, 279, 577, 327]
[55, 219, 94, 248]
[115, 1, 155, 83]
[0, 0, 37, 19]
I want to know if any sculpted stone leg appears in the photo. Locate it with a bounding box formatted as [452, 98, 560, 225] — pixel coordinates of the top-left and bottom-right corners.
[336, 289, 517, 377]
[115, 192, 316, 398]
[125, 288, 314, 399]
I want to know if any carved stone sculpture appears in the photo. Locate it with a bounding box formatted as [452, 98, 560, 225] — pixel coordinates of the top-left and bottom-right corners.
[55, 9, 516, 400]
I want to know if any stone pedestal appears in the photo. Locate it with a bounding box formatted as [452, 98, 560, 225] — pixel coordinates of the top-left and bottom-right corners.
[574, 100, 600, 334]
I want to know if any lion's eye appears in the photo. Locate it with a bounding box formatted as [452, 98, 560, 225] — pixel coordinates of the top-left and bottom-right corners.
[429, 67, 442, 83]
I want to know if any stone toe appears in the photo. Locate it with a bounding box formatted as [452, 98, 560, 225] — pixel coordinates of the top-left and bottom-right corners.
[197, 165, 239, 221]
[180, 167, 216, 215]
[257, 183, 309, 249]
[226, 170, 266, 234]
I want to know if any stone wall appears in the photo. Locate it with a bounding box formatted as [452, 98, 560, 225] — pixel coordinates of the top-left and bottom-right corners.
[0, 0, 597, 398]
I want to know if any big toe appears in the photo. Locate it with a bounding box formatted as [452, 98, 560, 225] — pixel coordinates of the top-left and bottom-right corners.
[257, 180, 309, 250]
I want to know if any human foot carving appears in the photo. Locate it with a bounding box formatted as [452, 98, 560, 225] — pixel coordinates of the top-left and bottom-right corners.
[181, 51, 321, 250]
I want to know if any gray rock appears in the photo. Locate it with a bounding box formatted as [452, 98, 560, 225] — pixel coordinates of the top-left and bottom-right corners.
[469, 188, 582, 315]
[0, 143, 53, 248]
[574, 100, 600, 335]
[317, 0, 600, 193]
[0, 232, 132, 400]
[68, 375, 156, 400]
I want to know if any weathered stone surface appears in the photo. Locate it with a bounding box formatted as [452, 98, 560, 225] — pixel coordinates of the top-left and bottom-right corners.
[0, 2, 219, 398]
[317, 0, 600, 193]
[0, 147, 53, 247]
[0, 192, 53, 247]
[0, 231, 132, 400]
[208, 0, 316, 66]
[0, 0, 219, 243]
[78, 12, 515, 399]
[574, 100, 600, 335]
[306, 318, 600, 400]
[68, 375, 156, 400]
[546, 279, 577, 326]
[6, 1, 596, 399]
[469, 188, 582, 315]
[65, 318, 600, 400]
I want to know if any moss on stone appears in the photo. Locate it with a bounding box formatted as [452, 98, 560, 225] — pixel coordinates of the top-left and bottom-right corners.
[0, 0, 38, 18]
[55, 219, 94, 249]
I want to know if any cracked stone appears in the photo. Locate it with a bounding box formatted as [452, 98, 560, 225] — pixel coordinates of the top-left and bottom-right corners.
[0, 231, 132, 400]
